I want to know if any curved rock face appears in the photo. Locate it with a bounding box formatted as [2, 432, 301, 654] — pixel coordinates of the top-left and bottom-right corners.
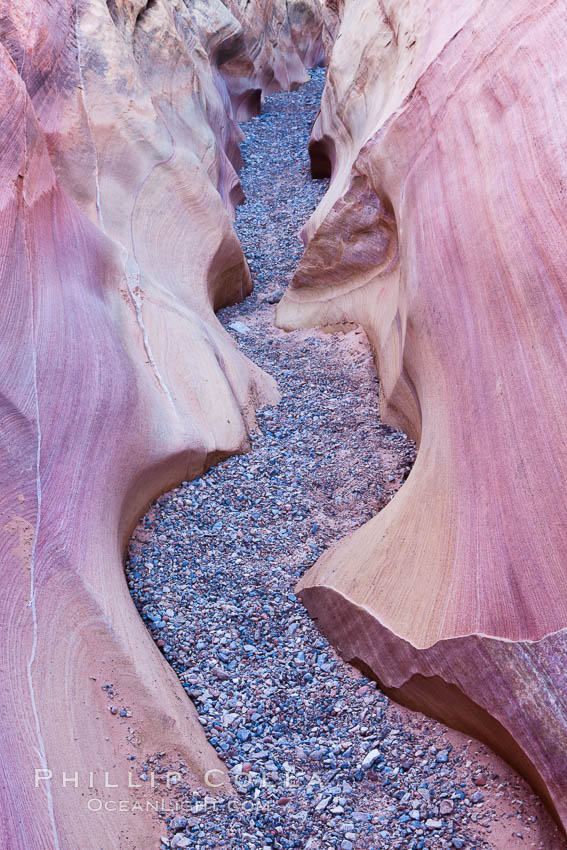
[221, 0, 325, 118]
[277, 0, 567, 831]
[0, 0, 331, 844]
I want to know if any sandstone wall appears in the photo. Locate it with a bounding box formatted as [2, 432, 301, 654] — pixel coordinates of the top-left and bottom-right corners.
[277, 0, 567, 830]
[221, 0, 325, 118]
[0, 0, 321, 845]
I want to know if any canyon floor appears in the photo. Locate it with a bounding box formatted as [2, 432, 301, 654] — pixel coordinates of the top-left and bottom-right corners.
[126, 70, 564, 850]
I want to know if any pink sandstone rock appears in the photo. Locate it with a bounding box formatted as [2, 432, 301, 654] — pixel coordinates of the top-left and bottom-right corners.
[277, 0, 567, 833]
[0, 0, 299, 844]
[221, 0, 325, 118]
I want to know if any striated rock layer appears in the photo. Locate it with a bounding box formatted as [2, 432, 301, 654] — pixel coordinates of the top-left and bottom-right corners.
[0, 0, 320, 846]
[220, 0, 325, 119]
[277, 0, 567, 832]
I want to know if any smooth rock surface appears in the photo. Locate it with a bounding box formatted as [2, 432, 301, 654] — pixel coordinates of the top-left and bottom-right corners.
[0, 0, 309, 846]
[221, 0, 325, 118]
[276, 0, 567, 834]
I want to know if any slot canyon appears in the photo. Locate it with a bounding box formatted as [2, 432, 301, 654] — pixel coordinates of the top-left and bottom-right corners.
[2, 1, 567, 848]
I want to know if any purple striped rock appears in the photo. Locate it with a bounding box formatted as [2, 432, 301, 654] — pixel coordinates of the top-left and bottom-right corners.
[277, 0, 567, 833]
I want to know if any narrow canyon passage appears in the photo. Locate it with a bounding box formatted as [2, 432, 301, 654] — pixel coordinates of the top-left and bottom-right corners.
[126, 71, 561, 850]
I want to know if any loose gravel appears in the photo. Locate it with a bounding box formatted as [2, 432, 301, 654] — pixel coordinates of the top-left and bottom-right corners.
[126, 69, 563, 850]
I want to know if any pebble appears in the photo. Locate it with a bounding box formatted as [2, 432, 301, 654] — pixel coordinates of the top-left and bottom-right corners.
[266, 290, 284, 304]
[316, 796, 331, 812]
[171, 816, 188, 832]
[212, 666, 231, 681]
[170, 836, 191, 849]
[228, 321, 251, 335]
[361, 748, 380, 770]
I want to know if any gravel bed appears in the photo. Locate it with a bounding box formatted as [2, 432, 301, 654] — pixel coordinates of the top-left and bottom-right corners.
[126, 69, 562, 850]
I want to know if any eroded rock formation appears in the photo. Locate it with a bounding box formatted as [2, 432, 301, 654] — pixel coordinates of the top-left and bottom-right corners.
[0, 0, 321, 846]
[221, 0, 325, 117]
[277, 0, 567, 832]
